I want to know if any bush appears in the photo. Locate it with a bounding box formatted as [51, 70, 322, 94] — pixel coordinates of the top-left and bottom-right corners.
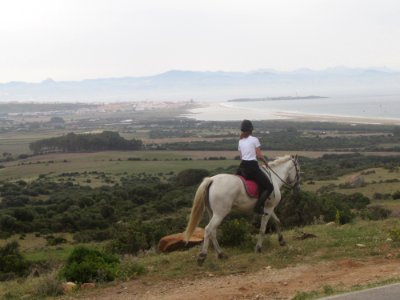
[276, 191, 356, 227]
[60, 246, 119, 283]
[13, 208, 35, 222]
[276, 191, 322, 227]
[218, 219, 252, 247]
[393, 191, 400, 200]
[0, 241, 30, 281]
[73, 229, 113, 243]
[45, 235, 67, 246]
[361, 205, 391, 220]
[343, 193, 370, 210]
[176, 169, 210, 186]
[0, 214, 18, 232]
[107, 222, 149, 255]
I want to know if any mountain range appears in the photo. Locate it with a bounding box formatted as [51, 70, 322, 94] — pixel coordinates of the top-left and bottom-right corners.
[0, 68, 399, 103]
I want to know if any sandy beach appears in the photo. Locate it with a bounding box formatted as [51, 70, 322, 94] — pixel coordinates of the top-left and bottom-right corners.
[182, 102, 400, 125]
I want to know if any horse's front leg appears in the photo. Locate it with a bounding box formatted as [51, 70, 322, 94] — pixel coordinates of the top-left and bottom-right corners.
[255, 210, 272, 253]
[271, 211, 286, 246]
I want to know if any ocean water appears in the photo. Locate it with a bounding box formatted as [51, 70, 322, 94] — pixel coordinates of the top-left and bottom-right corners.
[226, 95, 400, 120]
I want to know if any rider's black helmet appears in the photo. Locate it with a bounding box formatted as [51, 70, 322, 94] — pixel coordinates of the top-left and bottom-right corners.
[240, 119, 253, 132]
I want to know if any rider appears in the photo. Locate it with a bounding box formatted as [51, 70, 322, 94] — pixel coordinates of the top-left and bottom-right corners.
[238, 120, 274, 214]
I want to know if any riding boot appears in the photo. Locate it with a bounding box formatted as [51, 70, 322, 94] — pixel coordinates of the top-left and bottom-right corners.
[254, 190, 270, 214]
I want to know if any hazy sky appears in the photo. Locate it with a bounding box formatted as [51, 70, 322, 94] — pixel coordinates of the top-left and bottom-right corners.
[1, 0, 399, 83]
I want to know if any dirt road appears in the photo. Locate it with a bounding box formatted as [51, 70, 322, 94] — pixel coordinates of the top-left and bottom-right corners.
[78, 257, 400, 300]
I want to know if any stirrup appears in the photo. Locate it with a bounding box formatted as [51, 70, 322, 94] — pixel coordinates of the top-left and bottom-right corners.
[254, 206, 265, 215]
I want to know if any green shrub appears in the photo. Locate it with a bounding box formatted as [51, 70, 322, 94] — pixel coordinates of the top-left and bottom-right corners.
[73, 229, 113, 243]
[107, 217, 186, 255]
[107, 222, 149, 255]
[176, 169, 210, 186]
[60, 246, 119, 283]
[46, 235, 67, 246]
[361, 205, 391, 220]
[276, 191, 355, 227]
[0, 241, 30, 281]
[276, 191, 322, 227]
[319, 193, 354, 224]
[343, 193, 370, 210]
[393, 191, 400, 200]
[218, 219, 252, 247]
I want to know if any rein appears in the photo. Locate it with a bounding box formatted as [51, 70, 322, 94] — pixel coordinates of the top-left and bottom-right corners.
[261, 158, 300, 190]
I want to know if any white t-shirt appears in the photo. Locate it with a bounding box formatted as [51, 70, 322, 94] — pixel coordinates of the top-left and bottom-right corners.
[238, 136, 261, 161]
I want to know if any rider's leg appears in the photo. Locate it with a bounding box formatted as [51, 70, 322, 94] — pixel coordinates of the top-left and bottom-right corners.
[254, 189, 269, 214]
[253, 169, 274, 214]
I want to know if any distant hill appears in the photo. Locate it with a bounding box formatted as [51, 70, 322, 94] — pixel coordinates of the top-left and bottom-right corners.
[0, 68, 399, 102]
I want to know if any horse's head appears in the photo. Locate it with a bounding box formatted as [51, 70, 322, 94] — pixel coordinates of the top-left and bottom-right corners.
[288, 155, 301, 192]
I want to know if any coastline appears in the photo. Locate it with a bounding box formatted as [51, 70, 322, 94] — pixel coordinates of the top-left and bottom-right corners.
[182, 102, 400, 125]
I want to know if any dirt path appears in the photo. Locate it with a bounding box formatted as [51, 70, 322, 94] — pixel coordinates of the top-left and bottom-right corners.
[78, 257, 400, 300]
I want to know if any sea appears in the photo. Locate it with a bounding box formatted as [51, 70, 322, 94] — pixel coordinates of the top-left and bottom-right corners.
[186, 94, 400, 122]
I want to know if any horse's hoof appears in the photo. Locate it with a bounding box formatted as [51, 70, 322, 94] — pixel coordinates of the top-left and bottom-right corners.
[218, 252, 228, 260]
[197, 253, 207, 266]
[255, 245, 262, 253]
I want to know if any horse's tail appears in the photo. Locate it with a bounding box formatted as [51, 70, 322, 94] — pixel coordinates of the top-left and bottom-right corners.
[184, 177, 213, 242]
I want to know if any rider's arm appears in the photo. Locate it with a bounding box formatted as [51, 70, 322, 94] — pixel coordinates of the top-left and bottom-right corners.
[256, 147, 268, 166]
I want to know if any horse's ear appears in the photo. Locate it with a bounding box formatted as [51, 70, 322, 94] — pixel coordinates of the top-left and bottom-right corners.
[294, 154, 298, 161]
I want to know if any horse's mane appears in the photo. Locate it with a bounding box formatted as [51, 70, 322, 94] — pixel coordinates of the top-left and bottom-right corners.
[269, 155, 292, 167]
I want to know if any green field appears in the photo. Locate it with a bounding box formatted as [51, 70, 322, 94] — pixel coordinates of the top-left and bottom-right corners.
[0, 151, 239, 181]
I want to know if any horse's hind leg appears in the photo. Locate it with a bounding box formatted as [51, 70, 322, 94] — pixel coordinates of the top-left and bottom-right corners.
[255, 210, 272, 253]
[197, 229, 210, 266]
[211, 227, 227, 259]
[271, 211, 286, 246]
[198, 215, 225, 265]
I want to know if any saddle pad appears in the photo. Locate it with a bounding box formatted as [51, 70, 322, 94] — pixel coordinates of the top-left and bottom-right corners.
[237, 175, 259, 198]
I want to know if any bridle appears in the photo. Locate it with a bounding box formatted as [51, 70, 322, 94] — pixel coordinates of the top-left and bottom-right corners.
[261, 157, 301, 190]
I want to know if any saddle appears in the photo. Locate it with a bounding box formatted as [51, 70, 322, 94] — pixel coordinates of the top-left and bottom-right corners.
[237, 175, 259, 198]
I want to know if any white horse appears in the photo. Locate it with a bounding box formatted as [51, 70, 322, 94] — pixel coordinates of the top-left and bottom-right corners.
[184, 155, 300, 265]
